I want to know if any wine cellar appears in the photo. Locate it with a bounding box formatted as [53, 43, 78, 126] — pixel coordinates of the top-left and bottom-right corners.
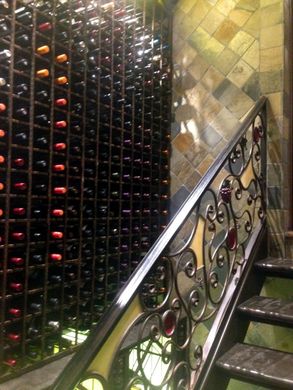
[0, 0, 171, 381]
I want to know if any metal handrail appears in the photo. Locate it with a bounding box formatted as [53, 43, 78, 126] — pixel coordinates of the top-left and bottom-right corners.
[52, 96, 267, 390]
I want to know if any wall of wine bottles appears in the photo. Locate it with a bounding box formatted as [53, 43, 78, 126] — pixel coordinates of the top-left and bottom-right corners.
[0, 0, 171, 381]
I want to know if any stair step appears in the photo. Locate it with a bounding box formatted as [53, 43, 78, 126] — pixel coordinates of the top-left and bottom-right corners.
[238, 296, 293, 327]
[216, 343, 293, 389]
[254, 257, 293, 277]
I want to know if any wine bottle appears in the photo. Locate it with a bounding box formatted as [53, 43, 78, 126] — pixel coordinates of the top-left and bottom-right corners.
[38, 22, 52, 32]
[15, 83, 29, 97]
[14, 58, 30, 70]
[36, 69, 49, 78]
[15, 33, 30, 46]
[36, 45, 50, 55]
[56, 53, 68, 63]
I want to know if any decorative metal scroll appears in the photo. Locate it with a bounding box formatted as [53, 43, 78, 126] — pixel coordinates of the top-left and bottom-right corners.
[70, 106, 266, 390]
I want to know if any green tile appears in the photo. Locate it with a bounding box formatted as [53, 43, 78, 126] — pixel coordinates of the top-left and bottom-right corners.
[237, 0, 260, 11]
[260, 70, 283, 94]
[188, 27, 211, 52]
[202, 36, 225, 63]
[214, 48, 240, 75]
[228, 31, 255, 56]
[242, 72, 260, 101]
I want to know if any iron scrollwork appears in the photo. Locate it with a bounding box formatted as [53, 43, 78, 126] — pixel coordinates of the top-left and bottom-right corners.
[72, 104, 266, 390]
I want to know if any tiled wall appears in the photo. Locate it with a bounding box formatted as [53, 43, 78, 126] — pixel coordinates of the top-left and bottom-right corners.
[171, 0, 286, 256]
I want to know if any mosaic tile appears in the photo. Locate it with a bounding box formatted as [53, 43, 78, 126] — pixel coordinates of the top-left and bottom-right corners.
[214, 19, 239, 45]
[188, 55, 209, 81]
[202, 36, 225, 63]
[223, 89, 255, 118]
[229, 8, 252, 26]
[200, 95, 223, 123]
[201, 7, 226, 35]
[268, 139, 281, 164]
[200, 125, 223, 148]
[188, 27, 211, 53]
[227, 58, 254, 88]
[189, 0, 212, 24]
[185, 82, 210, 111]
[214, 47, 240, 75]
[171, 185, 190, 210]
[260, 23, 283, 49]
[268, 163, 283, 186]
[242, 72, 260, 101]
[177, 157, 199, 183]
[268, 186, 282, 209]
[173, 41, 197, 68]
[260, 2, 283, 29]
[175, 13, 198, 41]
[185, 170, 203, 191]
[201, 66, 225, 92]
[228, 30, 255, 56]
[267, 92, 283, 117]
[171, 121, 181, 140]
[237, 0, 260, 11]
[177, 0, 196, 14]
[170, 171, 182, 195]
[260, 70, 283, 94]
[174, 102, 198, 123]
[243, 9, 260, 38]
[178, 109, 209, 134]
[183, 140, 209, 167]
[196, 154, 215, 176]
[180, 71, 197, 91]
[242, 39, 259, 70]
[216, 0, 236, 16]
[172, 131, 195, 153]
[210, 107, 240, 140]
[260, 0, 280, 6]
[173, 7, 186, 31]
[209, 138, 227, 158]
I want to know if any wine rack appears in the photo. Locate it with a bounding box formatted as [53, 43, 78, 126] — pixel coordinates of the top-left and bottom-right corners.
[0, 0, 171, 381]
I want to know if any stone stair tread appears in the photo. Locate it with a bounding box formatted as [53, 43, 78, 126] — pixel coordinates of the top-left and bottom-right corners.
[216, 343, 293, 389]
[254, 257, 293, 276]
[238, 296, 293, 326]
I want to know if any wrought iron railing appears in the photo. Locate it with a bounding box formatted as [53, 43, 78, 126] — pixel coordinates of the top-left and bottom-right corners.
[52, 96, 267, 390]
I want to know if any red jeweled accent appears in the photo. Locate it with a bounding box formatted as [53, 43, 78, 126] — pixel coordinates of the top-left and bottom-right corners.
[220, 185, 232, 203]
[226, 227, 237, 251]
[163, 310, 177, 337]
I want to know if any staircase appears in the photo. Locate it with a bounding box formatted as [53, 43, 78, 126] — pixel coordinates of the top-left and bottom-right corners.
[52, 97, 269, 390]
[199, 257, 293, 390]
